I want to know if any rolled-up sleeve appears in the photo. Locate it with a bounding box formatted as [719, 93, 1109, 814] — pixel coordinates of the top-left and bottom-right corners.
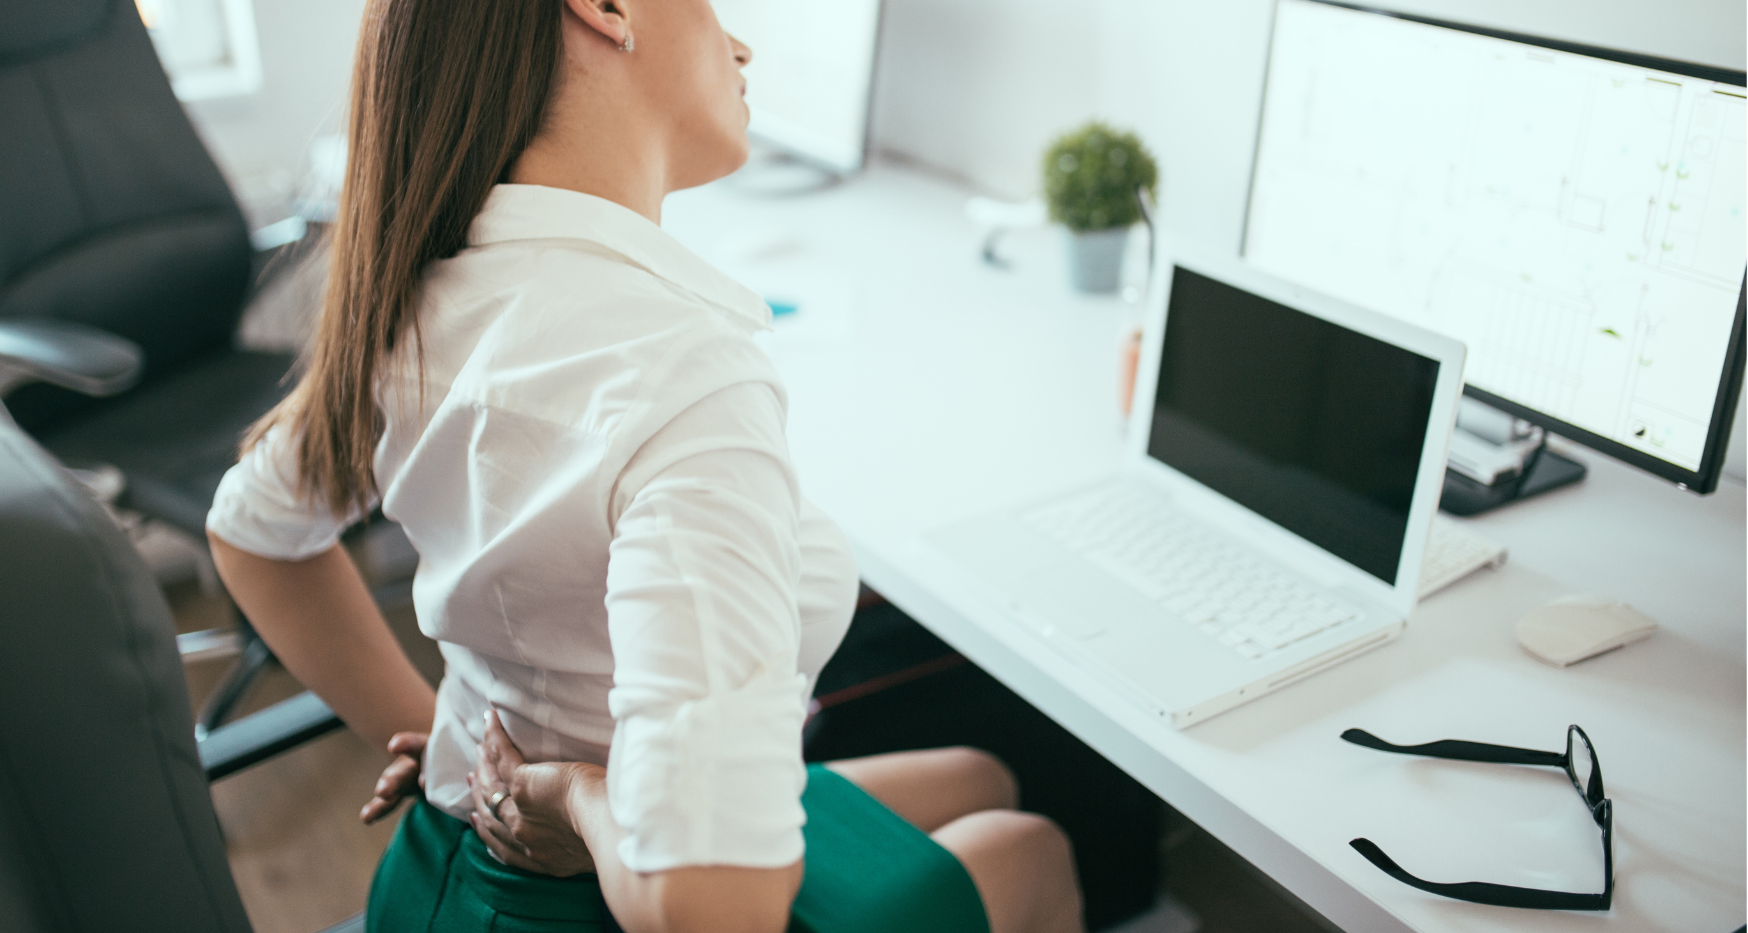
[603, 379, 809, 872]
[206, 424, 363, 560]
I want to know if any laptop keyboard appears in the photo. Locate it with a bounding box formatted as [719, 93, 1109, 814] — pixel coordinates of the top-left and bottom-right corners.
[1022, 487, 1357, 660]
[1420, 515, 1507, 600]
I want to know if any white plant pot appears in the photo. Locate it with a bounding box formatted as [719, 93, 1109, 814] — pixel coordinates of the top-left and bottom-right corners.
[1066, 226, 1129, 294]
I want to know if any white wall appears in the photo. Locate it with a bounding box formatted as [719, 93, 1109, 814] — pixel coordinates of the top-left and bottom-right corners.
[184, 0, 366, 224]
[192, 0, 1748, 243]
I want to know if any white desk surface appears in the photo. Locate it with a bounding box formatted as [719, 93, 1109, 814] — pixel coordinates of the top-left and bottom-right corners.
[665, 162, 1747, 933]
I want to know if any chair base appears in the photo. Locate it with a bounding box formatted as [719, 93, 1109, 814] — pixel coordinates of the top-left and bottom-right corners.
[196, 617, 275, 738]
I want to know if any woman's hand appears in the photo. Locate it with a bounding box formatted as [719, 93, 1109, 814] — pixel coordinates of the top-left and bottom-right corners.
[361, 731, 428, 824]
[469, 709, 601, 877]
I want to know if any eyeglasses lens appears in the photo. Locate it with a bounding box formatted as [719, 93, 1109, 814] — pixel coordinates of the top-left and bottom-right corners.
[1569, 729, 1598, 802]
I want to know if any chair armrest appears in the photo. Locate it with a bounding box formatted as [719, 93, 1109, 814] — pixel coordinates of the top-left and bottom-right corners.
[197, 689, 344, 782]
[0, 319, 142, 398]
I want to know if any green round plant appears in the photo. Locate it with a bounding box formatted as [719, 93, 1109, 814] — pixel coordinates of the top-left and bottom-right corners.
[1042, 122, 1158, 233]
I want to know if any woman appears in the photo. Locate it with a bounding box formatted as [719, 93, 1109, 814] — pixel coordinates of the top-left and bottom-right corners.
[206, 1, 1084, 931]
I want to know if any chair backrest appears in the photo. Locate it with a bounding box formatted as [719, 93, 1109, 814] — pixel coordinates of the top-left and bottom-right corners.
[0, 421, 252, 933]
[0, 0, 252, 433]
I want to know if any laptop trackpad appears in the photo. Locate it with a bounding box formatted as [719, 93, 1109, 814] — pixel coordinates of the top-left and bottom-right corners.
[1011, 559, 1164, 641]
[931, 513, 1155, 642]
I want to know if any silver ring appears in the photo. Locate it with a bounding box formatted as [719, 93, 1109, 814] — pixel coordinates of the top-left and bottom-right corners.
[487, 789, 509, 818]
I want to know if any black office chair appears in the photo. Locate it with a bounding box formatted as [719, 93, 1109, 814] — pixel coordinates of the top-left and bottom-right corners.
[0, 418, 358, 933]
[0, 0, 327, 733]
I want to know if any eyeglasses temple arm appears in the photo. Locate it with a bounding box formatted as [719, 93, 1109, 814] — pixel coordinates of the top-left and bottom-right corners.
[1340, 729, 1566, 767]
[1348, 839, 1610, 911]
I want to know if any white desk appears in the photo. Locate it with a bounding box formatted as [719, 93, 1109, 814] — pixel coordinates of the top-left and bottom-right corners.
[666, 162, 1747, 933]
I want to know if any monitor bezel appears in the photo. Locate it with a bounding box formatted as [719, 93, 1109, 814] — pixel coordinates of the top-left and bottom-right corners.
[741, 0, 886, 176]
[1242, 0, 1748, 494]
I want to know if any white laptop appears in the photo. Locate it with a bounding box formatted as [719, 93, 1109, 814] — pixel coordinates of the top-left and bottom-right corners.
[924, 245, 1466, 727]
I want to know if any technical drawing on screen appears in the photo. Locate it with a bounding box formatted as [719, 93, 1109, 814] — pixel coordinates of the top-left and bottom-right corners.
[1245, 0, 1747, 484]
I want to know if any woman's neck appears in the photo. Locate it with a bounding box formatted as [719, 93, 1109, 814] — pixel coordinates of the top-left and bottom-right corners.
[509, 102, 670, 224]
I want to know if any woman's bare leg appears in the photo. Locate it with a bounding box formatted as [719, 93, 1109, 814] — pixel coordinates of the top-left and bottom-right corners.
[825, 746, 1017, 832]
[933, 810, 1084, 933]
[824, 748, 1084, 933]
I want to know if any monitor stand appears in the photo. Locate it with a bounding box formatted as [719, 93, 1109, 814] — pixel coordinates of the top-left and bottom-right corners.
[726, 149, 844, 197]
[1440, 445, 1587, 516]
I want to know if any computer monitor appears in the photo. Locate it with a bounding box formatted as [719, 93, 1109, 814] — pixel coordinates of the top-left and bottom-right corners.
[1244, 0, 1747, 497]
[713, 0, 884, 175]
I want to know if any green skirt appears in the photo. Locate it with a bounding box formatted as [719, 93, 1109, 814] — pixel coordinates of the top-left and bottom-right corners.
[367, 764, 990, 933]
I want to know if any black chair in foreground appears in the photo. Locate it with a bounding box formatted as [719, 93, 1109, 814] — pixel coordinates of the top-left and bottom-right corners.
[0, 419, 357, 933]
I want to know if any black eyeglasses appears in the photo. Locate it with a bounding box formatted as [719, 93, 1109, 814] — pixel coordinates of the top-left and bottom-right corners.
[1341, 725, 1613, 911]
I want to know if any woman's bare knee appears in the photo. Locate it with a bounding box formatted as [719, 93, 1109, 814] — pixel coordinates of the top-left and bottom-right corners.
[938, 746, 1018, 811]
[934, 810, 1083, 933]
[825, 746, 1017, 831]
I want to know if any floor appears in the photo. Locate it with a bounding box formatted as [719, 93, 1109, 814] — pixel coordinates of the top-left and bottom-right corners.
[1153, 809, 1340, 933]
[170, 582, 1337, 933]
[174, 581, 440, 933]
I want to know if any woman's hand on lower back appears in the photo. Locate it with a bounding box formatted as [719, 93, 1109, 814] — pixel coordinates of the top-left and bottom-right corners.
[470, 709, 600, 877]
[361, 731, 427, 824]
[472, 710, 798, 933]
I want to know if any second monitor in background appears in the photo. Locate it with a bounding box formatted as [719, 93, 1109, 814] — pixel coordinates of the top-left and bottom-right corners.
[1245, 0, 1747, 513]
[714, 0, 884, 180]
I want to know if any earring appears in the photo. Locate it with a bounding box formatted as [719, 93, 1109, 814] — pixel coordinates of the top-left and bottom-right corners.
[620, 33, 634, 52]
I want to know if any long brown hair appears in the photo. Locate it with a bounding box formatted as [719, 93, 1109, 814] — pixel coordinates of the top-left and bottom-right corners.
[247, 0, 562, 516]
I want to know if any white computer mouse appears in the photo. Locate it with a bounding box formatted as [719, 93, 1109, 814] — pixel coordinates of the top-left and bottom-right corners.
[1515, 594, 1658, 667]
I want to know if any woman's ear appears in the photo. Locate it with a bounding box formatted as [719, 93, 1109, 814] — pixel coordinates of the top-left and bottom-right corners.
[562, 0, 633, 51]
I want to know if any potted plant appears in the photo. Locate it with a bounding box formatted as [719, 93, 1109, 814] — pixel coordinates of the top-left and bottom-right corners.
[1042, 122, 1158, 294]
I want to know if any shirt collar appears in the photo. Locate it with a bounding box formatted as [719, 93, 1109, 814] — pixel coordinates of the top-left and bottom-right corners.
[468, 184, 773, 331]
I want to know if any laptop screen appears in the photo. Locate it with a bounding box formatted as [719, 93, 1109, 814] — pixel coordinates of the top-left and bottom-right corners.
[1147, 267, 1440, 584]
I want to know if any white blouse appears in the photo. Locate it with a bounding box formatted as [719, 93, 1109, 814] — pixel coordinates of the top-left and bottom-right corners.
[207, 184, 859, 872]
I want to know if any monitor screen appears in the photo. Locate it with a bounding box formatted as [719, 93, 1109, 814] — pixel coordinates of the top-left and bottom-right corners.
[1245, 0, 1747, 486]
[1148, 266, 1441, 585]
[713, 0, 882, 173]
